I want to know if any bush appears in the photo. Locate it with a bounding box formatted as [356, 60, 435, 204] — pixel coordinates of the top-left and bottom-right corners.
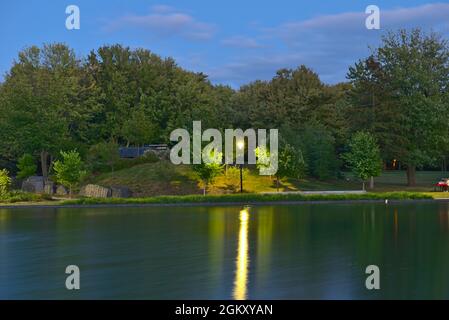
[87, 142, 160, 174]
[16, 153, 37, 179]
[0, 190, 52, 203]
[118, 151, 160, 168]
[87, 142, 120, 173]
[300, 127, 340, 180]
[54, 150, 87, 197]
[0, 169, 12, 197]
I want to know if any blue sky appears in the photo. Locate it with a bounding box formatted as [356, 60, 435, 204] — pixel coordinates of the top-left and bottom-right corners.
[1, 1, 448, 87]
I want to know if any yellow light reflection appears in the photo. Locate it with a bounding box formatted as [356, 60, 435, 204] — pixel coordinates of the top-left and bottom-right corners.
[233, 208, 250, 300]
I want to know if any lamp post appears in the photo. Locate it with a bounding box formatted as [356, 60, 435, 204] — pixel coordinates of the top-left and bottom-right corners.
[237, 140, 244, 193]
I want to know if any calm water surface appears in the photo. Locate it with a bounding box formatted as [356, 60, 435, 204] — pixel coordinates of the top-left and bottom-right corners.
[1, 202, 449, 299]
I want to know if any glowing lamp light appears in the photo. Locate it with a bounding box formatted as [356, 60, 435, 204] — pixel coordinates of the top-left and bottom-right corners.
[237, 140, 245, 150]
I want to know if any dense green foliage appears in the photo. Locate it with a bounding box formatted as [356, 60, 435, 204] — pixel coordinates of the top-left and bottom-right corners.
[0, 191, 52, 203]
[275, 144, 306, 190]
[16, 153, 37, 179]
[0, 28, 448, 190]
[86, 142, 120, 173]
[343, 132, 382, 190]
[53, 150, 86, 196]
[0, 169, 11, 196]
[347, 29, 449, 185]
[192, 151, 224, 194]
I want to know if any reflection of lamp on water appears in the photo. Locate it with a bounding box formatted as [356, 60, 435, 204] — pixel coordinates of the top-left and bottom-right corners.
[237, 140, 244, 193]
[233, 208, 250, 300]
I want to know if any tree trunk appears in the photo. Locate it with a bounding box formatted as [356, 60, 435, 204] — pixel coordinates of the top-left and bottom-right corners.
[362, 181, 365, 191]
[406, 165, 416, 187]
[48, 154, 54, 177]
[40, 151, 49, 179]
[369, 176, 374, 189]
[276, 176, 280, 192]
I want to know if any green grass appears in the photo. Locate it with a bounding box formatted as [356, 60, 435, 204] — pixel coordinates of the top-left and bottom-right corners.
[87, 161, 200, 196]
[0, 191, 53, 204]
[87, 159, 447, 196]
[62, 191, 432, 206]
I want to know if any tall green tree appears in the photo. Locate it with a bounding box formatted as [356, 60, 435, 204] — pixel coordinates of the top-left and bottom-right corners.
[300, 126, 339, 180]
[53, 150, 86, 197]
[348, 29, 449, 186]
[121, 105, 157, 147]
[86, 141, 120, 173]
[275, 144, 306, 191]
[342, 131, 382, 190]
[16, 153, 37, 179]
[0, 169, 11, 197]
[0, 44, 94, 178]
[193, 151, 224, 195]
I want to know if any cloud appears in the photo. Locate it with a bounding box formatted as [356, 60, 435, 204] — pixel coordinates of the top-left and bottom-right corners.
[221, 36, 264, 48]
[150, 5, 176, 14]
[208, 3, 449, 87]
[104, 6, 216, 41]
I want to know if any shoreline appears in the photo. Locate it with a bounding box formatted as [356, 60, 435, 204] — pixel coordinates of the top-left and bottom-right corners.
[1, 195, 448, 209]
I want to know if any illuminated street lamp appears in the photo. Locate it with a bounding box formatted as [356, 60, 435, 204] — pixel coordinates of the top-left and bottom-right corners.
[237, 140, 244, 193]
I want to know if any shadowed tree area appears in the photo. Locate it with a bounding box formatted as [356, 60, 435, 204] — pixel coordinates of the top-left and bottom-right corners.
[0, 28, 448, 190]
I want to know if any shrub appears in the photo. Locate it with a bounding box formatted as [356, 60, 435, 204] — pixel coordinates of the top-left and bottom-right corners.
[0, 190, 52, 203]
[54, 150, 87, 197]
[16, 153, 37, 179]
[300, 127, 339, 180]
[0, 169, 12, 197]
[87, 142, 120, 173]
[192, 150, 224, 195]
[342, 131, 382, 190]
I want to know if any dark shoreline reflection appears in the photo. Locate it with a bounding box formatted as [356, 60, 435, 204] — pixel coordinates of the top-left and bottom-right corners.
[1, 202, 449, 299]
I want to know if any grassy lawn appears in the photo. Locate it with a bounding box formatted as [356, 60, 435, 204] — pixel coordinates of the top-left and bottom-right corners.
[85, 159, 449, 197]
[86, 161, 200, 197]
[2, 157, 448, 206]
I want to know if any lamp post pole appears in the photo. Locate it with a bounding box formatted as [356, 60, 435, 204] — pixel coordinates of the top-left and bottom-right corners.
[237, 140, 245, 193]
[240, 164, 243, 193]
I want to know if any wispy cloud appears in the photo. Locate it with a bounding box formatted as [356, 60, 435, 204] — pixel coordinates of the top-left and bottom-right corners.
[208, 3, 449, 87]
[221, 36, 264, 48]
[104, 5, 216, 41]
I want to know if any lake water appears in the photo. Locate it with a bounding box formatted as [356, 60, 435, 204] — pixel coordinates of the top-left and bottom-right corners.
[1, 202, 449, 299]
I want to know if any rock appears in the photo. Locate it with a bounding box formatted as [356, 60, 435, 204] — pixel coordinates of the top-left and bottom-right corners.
[11, 177, 21, 190]
[158, 149, 170, 160]
[80, 184, 111, 198]
[111, 186, 132, 198]
[56, 185, 68, 196]
[21, 176, 45, 193]
[44, 181, 55, 195]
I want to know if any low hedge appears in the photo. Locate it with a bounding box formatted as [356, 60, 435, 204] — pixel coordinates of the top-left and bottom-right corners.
[0, 191, 53, 203]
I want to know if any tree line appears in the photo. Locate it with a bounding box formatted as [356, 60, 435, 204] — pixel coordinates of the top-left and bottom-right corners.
[0, 28, 448, 187]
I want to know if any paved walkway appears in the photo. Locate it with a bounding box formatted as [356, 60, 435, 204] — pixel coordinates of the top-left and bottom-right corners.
[261, 190, 367, 195]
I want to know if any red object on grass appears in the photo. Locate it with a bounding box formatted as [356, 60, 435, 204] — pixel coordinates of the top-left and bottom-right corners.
[436, 179, 449, 191]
